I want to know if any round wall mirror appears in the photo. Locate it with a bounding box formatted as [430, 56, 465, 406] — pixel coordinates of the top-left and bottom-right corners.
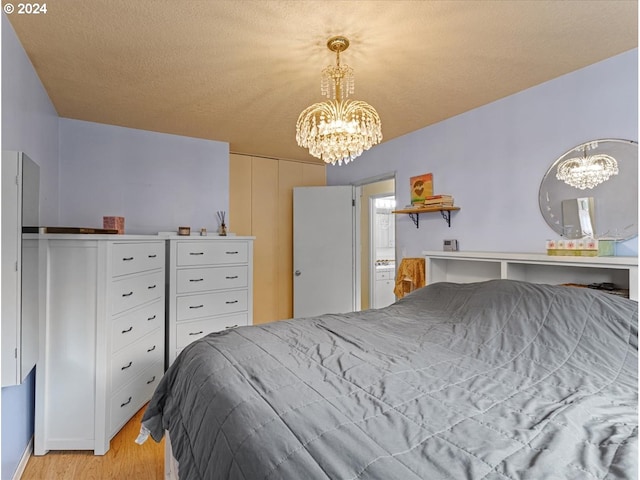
[539, 139, 638, 240]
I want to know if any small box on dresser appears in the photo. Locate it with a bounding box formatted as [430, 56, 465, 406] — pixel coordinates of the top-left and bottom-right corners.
[34, 235, 165, 455]
[166, 236, 254, 367]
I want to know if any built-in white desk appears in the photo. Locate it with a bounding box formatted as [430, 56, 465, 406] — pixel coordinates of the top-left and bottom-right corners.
[423, 251, 638, 301]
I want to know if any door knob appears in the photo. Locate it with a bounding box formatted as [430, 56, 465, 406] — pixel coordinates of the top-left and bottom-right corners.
[294, 270, 301, 276]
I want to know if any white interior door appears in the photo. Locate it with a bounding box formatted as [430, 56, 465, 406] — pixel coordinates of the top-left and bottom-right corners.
[293, 186, 355, 318]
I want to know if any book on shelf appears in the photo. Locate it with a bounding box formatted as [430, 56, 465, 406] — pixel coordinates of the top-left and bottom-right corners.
[423, 194, 453, 201]
[423, 194, 454, 206]
[422, 203, 454, 208]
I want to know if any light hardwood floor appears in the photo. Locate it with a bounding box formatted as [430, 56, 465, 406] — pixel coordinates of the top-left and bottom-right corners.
[22, 405, 164, 479]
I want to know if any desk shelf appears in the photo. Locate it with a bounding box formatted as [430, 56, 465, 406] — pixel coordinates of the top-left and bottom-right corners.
[392, 206, 460, 228]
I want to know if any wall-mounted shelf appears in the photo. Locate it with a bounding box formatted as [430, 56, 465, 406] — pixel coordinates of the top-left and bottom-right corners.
[392, 206, 460, 228]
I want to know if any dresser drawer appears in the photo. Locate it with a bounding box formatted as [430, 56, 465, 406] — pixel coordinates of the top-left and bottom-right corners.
[176, 313, 248, 349]
[110, 362, 163, 435]
[176, 289, 247, 321]
[176, 265, 248, 294]
[110, 270, 164, 315]
[112, 242, 164, 277]
[111, 328, 163, 394]
[176, 241, 248, 266]
[111, 300, 163, 353]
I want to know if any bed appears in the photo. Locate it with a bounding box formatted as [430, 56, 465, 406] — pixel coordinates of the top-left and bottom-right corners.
[140, 279, 638, 479]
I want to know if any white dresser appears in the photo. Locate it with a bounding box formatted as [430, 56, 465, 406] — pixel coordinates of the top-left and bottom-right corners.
[34, 235, 165, 455]
[166, 236, 254, 366]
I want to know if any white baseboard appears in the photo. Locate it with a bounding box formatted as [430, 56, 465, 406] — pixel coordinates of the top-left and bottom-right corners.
[13, 436, 33, 480]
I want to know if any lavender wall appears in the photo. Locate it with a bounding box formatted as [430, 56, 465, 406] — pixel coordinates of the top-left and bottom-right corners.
[327, 49, 638, 258]
[1, 13, 59, 480]
[59, 119, 229, 234]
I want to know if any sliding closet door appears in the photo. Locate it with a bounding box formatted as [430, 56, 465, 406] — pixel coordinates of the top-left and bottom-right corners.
[229, 154, 326, 324]
[229, 154, 252, 236]
[251, 158, 279, 324]
[277, 161, 302, 321]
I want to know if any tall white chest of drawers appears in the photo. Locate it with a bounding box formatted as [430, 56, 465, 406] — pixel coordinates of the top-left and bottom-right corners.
[34, 235, 165, 455]
[166, 236, 254, 366]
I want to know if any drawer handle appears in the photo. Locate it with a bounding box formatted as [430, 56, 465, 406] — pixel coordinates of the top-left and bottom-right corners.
[148, 284, 157, 289]
[225, 276, 238, 280]
[122, 257, 134, 261]
[225, 300, 239, 304]
[189, 252, 204, 256]
[121, 361, 133, 370]
[189, 304, 204, 309]
[225, 251, 239, 254]
[225, 324, 238, 329]
[120, 396, 132, 408]
[147, 315, 157, 321]
[189, 331, 204, 336]
[122, 291, 134, 297]
[148, 254, 157, 258]
[147, 345, 156, 353]
[146, 376, 156, 385]
[122, 326, 133, 334]
[190, 278, 204, 282]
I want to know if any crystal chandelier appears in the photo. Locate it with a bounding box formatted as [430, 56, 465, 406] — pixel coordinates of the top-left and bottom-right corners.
[296, 36, 382, 166]
[556, 142, 619, 189]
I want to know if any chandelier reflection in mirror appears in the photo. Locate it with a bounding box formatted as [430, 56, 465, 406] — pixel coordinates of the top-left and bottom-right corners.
[555, 141, 619, 190]
[296, 36, 382, 166]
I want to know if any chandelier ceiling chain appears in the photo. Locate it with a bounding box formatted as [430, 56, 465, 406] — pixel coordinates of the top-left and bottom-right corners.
[296, 36, 382, 166]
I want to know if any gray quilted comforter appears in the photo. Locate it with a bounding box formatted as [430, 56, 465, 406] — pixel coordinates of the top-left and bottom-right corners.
[141, 280, 638, 479]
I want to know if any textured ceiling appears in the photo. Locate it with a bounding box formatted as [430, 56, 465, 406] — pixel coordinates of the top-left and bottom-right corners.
[5, 0, 638, 163]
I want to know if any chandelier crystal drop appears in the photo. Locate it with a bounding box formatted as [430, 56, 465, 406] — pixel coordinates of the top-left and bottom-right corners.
[296, 36, 382, 166]
[556, 142, 619, 189]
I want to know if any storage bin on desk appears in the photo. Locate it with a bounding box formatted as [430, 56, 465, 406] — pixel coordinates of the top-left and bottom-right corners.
[546, 239, 615, 257]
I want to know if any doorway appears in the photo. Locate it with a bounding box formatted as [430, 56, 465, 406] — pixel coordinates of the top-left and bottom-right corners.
[370, 195, 396, 309]
[292, 177, 395, 316]
[357, 178, 396, 310]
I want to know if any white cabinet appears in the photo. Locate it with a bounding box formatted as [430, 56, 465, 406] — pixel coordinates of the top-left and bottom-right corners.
[373, 268, 396, 308]
[34, 236, 165, 455]
[375, 212, 395, 248]
[1, 151, 40, 386]
[423, 251, 638, 301]
[167, 237, 254, 366]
